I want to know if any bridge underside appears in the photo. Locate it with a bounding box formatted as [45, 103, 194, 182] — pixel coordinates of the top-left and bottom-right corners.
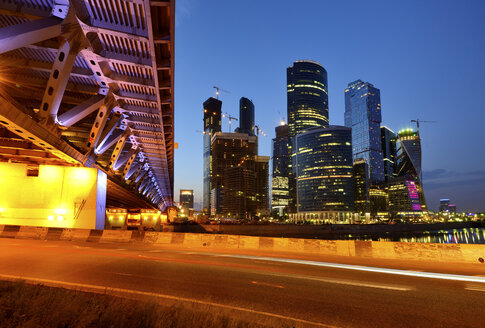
[0, 0, 175, 209]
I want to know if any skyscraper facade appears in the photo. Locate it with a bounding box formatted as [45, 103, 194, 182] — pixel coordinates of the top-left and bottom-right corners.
[381, 126, 397, 182]
[235, 97, 255, 136]
[290, 126, 354, 223]
[179, 189, 194, 210]
[271, 123, 290, 216]
[287, 60, 329, 137]
[345, 80, 384, 183]
[210, 132, 258, 216]
[202, 97, 222, 213]
[287, 60, 329, 213]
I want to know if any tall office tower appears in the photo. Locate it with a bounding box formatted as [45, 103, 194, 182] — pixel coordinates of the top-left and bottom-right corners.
[179, 189, 194, 210]
[235, 97, 255, 136]
[223, 165, 256, 219]
[271, 123, 290, 216]
[287, 60, 329, 213]
[210, 132, 258, 216]
[253, 156, 270, 217]
[381, 126, 397, 182]
[387, 128, 427, 216]
[353, 158, 370, 214]
[202, 97, 222, 214]
[345, 80, 384, 183]
[290, 126, 354, 223]
[287, 60, 329, 137]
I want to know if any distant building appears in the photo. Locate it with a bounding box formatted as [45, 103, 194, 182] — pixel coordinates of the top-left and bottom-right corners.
[353, 158, 370, 214]
[381, 126, 397, 182]
[439, 199, 451, 212]
[210, 132, 258, 216]
[203, 97, 222, 213]
[289, 126, 354, 223]
[386, 177, 425, 217]
[345, 80, 384, 183]
[253, 156, 270, 217]
[271, 123, 290, 216]
[222, 165, 256, 219]
[235, 97, 255, 136]
[179, 189, 194, 210]
[439, 199, 456, 213]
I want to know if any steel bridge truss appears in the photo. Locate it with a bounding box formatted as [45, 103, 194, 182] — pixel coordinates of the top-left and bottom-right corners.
[0, 0, 175, 208]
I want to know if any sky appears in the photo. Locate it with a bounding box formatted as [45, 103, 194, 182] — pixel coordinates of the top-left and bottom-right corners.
[173, 0, 485, 212]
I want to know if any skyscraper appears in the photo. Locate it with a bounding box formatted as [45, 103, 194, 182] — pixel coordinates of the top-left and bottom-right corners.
[203, 97, 222, 213]
[235, 97, 255, 136]
[345, 80, 384, 183]
[210, 132, 258, 216]
[287, 60, 329, 213]
[271, 123, 290, 216]
[287, 60, 329, 137]
[290, 126, 354, 223]
[179, 189, 194, 210]
[381, 126, 397, 182]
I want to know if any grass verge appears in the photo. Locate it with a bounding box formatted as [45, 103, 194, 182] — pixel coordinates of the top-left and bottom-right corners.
[0, 280, 303, 328]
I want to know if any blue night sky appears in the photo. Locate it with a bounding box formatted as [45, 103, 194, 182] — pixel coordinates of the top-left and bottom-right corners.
[173, 0, 485, 212]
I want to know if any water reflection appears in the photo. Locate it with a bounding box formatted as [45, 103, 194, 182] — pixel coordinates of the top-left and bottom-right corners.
[339, 228, 485, 244]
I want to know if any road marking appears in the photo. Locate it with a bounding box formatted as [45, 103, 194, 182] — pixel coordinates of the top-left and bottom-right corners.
[466, 284, 485, 292]
[279, 273, 412, 291]
[147, 249, 163, 253]
[203, 253, 485, 284]
[116, 248, 126, 251]
[0, 273, 338, 328]
[251, 281, 285, 289]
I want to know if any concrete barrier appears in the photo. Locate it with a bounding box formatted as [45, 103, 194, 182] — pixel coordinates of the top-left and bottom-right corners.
[100, 230, 133, 243]
[17, 226, 48, 240]
[0, 225, 484, 264]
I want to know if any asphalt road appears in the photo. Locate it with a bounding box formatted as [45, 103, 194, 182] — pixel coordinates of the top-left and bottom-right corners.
[1, 238, 484, 327]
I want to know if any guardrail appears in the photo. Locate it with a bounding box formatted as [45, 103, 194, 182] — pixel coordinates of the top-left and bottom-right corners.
[1, 224, 483, 264]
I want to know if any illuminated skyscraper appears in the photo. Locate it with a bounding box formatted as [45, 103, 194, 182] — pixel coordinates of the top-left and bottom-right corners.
[271, 123, 290, 216]
[179, 189, 194, 210]
[202, 97, 222, 213]
[381, 126, 397, 182]
[287, 60, 329, 213]
[287, 60, 329, 137]
[386, 128, 427, 216]
[345, 80, 384, 183]
[235, 97, 255, 136]
[290, 126, 354, 223]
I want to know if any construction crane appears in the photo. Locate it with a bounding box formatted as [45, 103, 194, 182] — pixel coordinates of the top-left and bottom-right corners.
[254, 125, 267, 137]
[213, 86, 230, 100]
[411, 119, 437, 135]
[222, 113, 238, 132]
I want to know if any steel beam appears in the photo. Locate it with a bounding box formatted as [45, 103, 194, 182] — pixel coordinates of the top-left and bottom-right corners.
[123, 159, 142, 181]
[57, 92, 108, 127]
[108, 128, 130, 170]
[39, 39, 82, 124]
[95, 129, 124, 155]
[86, 104, 112, 149]
[0, 16, 63, 55]
[95, 113, 123, 150]
[116, 146, 139, 172]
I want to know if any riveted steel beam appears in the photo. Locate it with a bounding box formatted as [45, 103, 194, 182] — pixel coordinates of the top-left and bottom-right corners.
[116, 146, 139, 172]
[108, 128, 130, 170]
[57, 91, 108, 127]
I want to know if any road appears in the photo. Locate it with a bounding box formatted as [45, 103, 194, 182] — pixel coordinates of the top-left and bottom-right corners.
[0, 238, 484, 327]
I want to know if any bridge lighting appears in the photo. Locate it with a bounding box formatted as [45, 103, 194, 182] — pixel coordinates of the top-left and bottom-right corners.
[56, 216, 63, 221]
[48, 215, 54, 221]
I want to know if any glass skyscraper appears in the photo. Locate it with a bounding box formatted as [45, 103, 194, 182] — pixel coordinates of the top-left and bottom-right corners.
[381, 126, 397, 182]
[271, 123, 290, 216]
[290, 126, 354, 223]
[287, 60, 329, 137]
[235, 97, 255, 136]
[202, 97, 222, 213]
[345, 80, 384, 183]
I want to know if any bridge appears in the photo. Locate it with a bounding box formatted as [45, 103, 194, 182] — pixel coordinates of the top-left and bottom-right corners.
[0, 0, 174, 225]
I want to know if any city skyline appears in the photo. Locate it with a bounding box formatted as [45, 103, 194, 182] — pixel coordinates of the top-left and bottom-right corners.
[174, 0, 485, 211]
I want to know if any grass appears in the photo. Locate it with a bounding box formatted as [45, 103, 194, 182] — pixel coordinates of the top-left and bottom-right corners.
[0, 280, 302, 328]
